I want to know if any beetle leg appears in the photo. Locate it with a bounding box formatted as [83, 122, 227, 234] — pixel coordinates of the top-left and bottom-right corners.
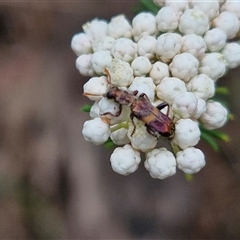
[132, 90, 138, 96]
[102, 105, 122, 117]
[156, 102, 170, 116]
[103, 68, 111, 84]
[130, 112, 136, 136]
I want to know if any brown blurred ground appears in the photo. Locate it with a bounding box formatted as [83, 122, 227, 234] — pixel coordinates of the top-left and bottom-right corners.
[0, 2, 240, 239]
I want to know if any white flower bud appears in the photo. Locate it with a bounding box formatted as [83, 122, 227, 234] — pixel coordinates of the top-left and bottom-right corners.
[192, 97, 206, 119]
[76, 54, 96, 77]
[83, 76, 109, 100]
[191, 0, 219, 20]
[127, 119, 158, 152]
[153, 0, 165, 7]
[90, 101, 100, 119]
[221, 1, 240, 20]
[179, 9, 209, 36]
[155, 6, 179, 32]
[156, 77, 187, 104]
[107, 14, 132, 39]
[111, 38, 138, 62]
[128, 77, 155, 102]
[200, 100, 228, 130]
[213, 12, 240, 39]
[110, 127, 130, 145]
[181, 34, 206, 59]
[186, 74, 215, 100]
[110, 105, 131, 125]
[176, 147, 205, 174]
[199, 53, 226, 81]
[131, 56, 152, 77]
[203, 28, 227, 52]
[169, 53, 199, 82]
[110, 144, 141, 175]
[172, 92, 198, 119]
[83, 18, 108, 40]
[222, 42, 240, 69]
[155, 33, 182, 63]
[92, 36, 115, 52]
[132, 12, 158, 42]
[90, 50, 113, 75]
[149, 61, 170, 85]
[173, 119, 201, 149]
[144, 148, 176, 179]
[165, 0, 189, 13]
[108, 58, 134, 87]
[137, 36, 157, 61]
[71, 33, 92, 56]
[82, 117, 110, 145]
[98, 97, 121, 118]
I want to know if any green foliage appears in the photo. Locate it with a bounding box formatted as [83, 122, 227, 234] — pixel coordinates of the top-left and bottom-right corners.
[80, 104, 92, 112]
[134, 0, 160, 14]
[104, 138, 116, 149]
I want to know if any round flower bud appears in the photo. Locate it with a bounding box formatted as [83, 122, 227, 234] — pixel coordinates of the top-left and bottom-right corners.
[172, 92, 198, 119]
[110, 127, 130, 145]
[199, 53, 226, 81]
[137, 36, 157, 61]
[221, 1, 240, 20]
[110, 105, 131, 125]
[156, 77, 187, 104]
[179, 9, 209, 36]
[181, 34, 206, 59]
[90, 101, 100, 119]
[149, 61, 170, 85]
[155, 6, 179, 32]
[71, 32, 92, 56]
[108, 58, 134, 87]
[165, 0, 189, 13]
[110, 144, 141, 175]
[83, 76, 109, 100]
[82, 117, 110, 145]
[128, 77, 155, 102]
[144, 148, 176, 179]
[176, 147, 206, 174]
[200, 100, 228, 130]
[169, 52, 199, 82]
[203, 28, 227, 52]
[98, 97, 121, 118]
[222, 42, 240, 69]
[186, 74, 215, 100]
[155, 33, 182, 63]
[191, 0, 220, 20]
[107, 14, 132, 39]
[173, 119, 201, 149]
[92, 36, 115, 52]
[131, 56, 152, 77]
[132, 12, 158, 42]
[90, 50, 113, 75]
[76, 54, 96, 77]
[192, 97, 206, 119]
[111, 38, 138, 62]
[213, 12, 240, 39]
[127, 119, 157, 152]
[83, 18, 108, 40]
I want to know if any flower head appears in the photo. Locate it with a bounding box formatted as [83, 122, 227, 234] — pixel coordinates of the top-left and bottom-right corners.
[72, 0, 234, 179]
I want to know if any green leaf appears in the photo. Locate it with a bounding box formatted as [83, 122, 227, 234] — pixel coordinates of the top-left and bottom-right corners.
[103, 138, 116, 149]
[200, 131, 219, 151]
[200, 127, 230, 142]
[215, 86, 229, 95]
[80, 104, 92, 112]
[135, 0, 160, 14]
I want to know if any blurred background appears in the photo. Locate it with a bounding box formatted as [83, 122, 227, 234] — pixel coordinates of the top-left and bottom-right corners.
[0, 1, 240, 239]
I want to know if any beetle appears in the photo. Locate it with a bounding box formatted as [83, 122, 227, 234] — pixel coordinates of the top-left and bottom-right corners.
[104, 69, 175, 139]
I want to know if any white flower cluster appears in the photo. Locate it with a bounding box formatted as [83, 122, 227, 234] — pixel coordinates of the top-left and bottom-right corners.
[71, 0, 238, 179]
